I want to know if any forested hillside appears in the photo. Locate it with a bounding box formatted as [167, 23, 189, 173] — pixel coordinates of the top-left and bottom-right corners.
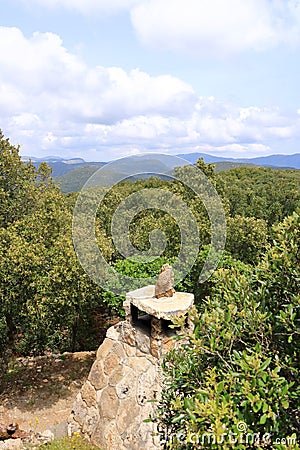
[0, 131, 299, 448]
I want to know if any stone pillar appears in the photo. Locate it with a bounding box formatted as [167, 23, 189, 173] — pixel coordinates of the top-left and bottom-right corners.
[68, 285, 194, 450]
[68, 321, 161, 449]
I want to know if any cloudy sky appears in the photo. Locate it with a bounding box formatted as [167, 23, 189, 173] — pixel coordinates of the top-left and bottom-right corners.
[1, 0, 300, 161]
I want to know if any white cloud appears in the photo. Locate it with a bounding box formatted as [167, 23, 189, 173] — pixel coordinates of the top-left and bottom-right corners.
[17, 0, 300, 56]
[131, 0, 300, 56]
[0, 27, 195, 123]
[0, 26, 299, 160]
[20, 0, 138, 14]
[84, 99, 300, 158]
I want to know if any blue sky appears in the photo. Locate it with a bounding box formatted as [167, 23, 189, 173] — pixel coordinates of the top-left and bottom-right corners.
[1, 0, 300, 161]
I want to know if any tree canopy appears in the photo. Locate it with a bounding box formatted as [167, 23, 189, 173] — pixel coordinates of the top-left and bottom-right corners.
[0, 131, 299, 448]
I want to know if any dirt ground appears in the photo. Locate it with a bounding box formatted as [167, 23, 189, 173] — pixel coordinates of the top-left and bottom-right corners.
[0, 352, 95, 435]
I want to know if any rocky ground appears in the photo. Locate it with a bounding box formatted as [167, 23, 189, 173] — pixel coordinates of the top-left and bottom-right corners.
[0, 351, 95, 447]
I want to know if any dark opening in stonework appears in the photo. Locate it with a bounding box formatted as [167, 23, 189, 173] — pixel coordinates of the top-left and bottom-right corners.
[130, 304, 151, 334]
[130, 303, 181, 338]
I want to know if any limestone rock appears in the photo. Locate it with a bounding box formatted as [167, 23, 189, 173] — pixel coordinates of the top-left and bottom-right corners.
[48, 421, 68, 440]
[116, 397, 140, 435]
[109, 364, 126, 387]
[106, 326, 120, 342]
[88, 360, 107, 391]
[154, 264, 175, 299]
[126, 286, 194, 320]
[96, 337, 114, 359]
[99, 387, 120, 420]
[103, 353, 119, 376]
[115, 368, 136, 399]
[91, 421, 124, 450]
[135, 328, 151, 354]
[82, 406, 99, 436]
[0, 438, 23, 449]
[71, 393, 88, 427]
[119, 321, 136, 347]
[81, 380, 96, 408]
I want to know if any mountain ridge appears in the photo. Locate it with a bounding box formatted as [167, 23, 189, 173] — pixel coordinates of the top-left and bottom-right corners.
[21, 151, 299, 191]
[176, 152, 300, 169]
[22, 151, 300, 171]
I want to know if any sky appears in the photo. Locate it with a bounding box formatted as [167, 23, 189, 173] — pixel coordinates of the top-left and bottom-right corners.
[0, 0, 300, 161]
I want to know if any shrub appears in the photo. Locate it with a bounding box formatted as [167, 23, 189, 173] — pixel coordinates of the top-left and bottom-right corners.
[156, 212, 300, 449]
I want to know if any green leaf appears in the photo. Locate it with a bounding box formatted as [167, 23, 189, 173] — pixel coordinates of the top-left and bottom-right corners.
[262, 402, 268, 413]
[217, 381, 225, 393]
[259, 414, 267, 425]
[260, 357, 272, 372]
[171, 414, 186, 424]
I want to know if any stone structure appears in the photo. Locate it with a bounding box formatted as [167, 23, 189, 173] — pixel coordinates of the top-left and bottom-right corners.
[68, 285, 194, 449]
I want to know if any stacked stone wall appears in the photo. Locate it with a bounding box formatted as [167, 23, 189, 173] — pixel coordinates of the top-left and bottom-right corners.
[68, 321, 162, 449]
[69, 287, 193, 449]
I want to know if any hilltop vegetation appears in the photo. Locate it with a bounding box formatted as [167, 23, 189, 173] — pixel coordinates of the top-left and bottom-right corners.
[0, 131, 299, 448]
[157, 211, 300, 449]
[33, 151, 300, 194]
[54, 160, 259, 193]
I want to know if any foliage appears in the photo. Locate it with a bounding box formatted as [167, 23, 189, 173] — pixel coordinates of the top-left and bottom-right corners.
[56, 164, 101, 193]
[37, 433, 100, 450]
[0, 130, 38, 227]
[156, 212, 300, 449]
[101, 256, 173, 315]
[217, 166, 300, 226]
[225, 215, 268, 263]
[0, 132, 111, 365]
[1, 128, 300, 448]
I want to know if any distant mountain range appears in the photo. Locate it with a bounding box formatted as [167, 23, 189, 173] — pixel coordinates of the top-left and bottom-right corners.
[22, 152, 300, 193]
[176, 152, 300, 169]
[21, 156, 105, 177]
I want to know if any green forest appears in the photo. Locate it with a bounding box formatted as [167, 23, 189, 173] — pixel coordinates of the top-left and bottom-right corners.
[0, 130, 299, 449]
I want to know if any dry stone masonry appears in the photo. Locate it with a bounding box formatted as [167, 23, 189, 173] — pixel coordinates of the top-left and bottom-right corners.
[68, 285, 194, 449]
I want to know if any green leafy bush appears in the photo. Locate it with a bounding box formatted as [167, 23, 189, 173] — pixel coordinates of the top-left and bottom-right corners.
[156, 212, 300, 449]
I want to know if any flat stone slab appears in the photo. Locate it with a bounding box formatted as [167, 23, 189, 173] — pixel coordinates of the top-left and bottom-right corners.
[126, 285, 194, 320]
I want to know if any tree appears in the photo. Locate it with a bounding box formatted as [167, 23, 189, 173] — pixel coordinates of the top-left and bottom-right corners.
[0, 130, 37, 227]
[156, 212, 300, 448]
[225, 215, 268, 264]
[0, 131, 110, 372]
[217, 166, 300, 225]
